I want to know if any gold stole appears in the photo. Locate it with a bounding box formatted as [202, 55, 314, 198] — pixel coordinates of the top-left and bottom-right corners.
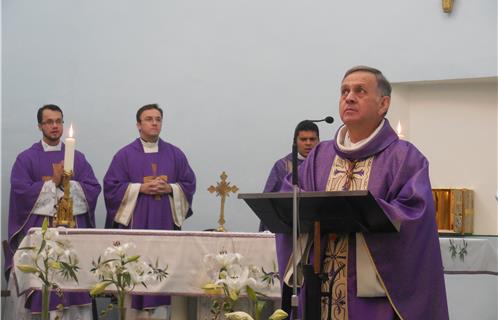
[143, 163, 168, 200]
[321, 156, 373, 320]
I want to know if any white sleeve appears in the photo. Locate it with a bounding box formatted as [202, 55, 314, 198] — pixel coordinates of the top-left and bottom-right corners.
[283, 233, 310, 288]
[114, 183, 141, 226]
[69, 181, 89, 216]
[169, 183, 190, 228]
[31, 181, 58, 216]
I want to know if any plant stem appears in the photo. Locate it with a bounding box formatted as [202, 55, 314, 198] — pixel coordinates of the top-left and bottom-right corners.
[118, 290, 126, 320]
[41, 284, 50, 320]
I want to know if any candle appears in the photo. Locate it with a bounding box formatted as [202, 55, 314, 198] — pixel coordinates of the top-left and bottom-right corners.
[396, 120, 405, 139]
[64, 124, 75, 173]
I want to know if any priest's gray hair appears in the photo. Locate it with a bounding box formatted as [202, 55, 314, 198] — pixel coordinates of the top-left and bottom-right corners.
[343, 66, 392, 97]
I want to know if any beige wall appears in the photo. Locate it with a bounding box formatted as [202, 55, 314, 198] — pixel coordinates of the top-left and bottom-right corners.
[390, 78, 498, 235]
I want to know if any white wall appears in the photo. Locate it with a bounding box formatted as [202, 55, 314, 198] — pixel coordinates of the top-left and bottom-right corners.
[391, 79, 498, 235]
[1, 1, 497, 237]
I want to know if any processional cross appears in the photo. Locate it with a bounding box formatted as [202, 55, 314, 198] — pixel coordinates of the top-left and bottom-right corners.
[208, 171, 239, 232]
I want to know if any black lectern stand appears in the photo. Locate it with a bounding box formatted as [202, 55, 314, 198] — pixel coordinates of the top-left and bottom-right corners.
[238, 190, 400, 319]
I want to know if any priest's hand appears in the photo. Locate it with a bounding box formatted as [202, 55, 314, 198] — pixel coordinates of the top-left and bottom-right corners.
[140, 177, 172, 195]
[52, 161, 64, 187]
[155, 177, 172, 195]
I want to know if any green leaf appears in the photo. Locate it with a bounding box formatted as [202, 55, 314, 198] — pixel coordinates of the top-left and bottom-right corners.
[42, 217, 49, 232]
[228, 289, 238, 302]
[37, 239, 46, 255]
[17, 246, 36, 251]
[255, 300, 266, 318]
[100, 258, 119, 265]
[246, 286, 257, 303]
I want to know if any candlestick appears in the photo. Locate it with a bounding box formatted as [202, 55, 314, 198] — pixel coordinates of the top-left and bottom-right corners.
[64, 124, 75, 173]
[396, 120, 405, 139]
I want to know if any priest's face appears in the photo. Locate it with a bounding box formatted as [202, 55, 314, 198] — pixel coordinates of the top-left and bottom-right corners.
[137, 109, 162, 142]
[38, 109, 64, 145]
[296, 130, 319, 157]
[339, 71, 390, 141]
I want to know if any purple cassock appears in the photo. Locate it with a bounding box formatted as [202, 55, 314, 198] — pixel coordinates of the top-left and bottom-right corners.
[263, 153, 304, 278]
[263, 153, 302, 194]
[6, 141, 101, 312]
[281, 119, 449, 319]
[261, 153, 304, 232]
[263, 153, 304, 315]
[103, 138, 196, 310]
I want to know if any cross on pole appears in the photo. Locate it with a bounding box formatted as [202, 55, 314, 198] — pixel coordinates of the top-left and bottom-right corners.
[208, 171, 239, 232]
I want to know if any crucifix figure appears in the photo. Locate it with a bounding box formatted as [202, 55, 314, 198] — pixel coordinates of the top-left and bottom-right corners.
[208, 171, 239, 232]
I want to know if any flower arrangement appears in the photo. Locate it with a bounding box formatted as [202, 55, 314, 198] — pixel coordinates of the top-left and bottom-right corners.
[89, 241, 169, 320]
[202, 250, 287, 320]
[16, 217, 80, 320]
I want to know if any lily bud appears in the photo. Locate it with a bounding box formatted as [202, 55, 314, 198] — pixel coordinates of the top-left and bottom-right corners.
[202, 283, 223, 295]
[224, 311, 254, 320]
[17, 264, 38, 274]
[90, 282, 109, 296]
[269, 309, 289, 320]
[125, 255, 140, 264]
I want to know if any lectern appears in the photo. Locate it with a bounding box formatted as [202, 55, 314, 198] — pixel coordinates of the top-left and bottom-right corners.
[239, 190, 400, 319]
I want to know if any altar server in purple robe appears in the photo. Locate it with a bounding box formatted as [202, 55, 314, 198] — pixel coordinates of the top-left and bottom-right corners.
[6, 104, 101, 319]
[260, 120, 319, 315]
[263, 120, 320, 195]
[103, 103, 196, 318]
[280, 66, 448, 319]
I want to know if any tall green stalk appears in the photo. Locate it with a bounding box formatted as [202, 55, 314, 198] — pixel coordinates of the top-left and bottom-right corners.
[118, 288, 126, 320]
[41, 284, 50, 320]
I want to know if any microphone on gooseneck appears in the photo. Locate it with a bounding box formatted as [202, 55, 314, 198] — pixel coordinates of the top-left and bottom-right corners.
[308, 116, 334, 124]
[292, 116, 334, 185]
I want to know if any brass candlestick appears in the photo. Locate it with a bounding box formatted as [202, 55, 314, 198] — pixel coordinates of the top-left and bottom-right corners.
[208, 171, 239, 232]
[442, 0, 453, 13]
[53, 171, 76, 228]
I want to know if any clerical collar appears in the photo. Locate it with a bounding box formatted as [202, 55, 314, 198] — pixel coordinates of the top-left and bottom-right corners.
[337, 119, 385, 152]
[41, 140, 62, 152]
[297, 153, 306, 161]
[140, 138, 159, 153]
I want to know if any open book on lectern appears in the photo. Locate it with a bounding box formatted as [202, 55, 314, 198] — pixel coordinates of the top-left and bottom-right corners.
[238, 190, 400, 234]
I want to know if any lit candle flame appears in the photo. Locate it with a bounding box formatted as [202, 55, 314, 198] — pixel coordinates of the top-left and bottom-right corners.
[396, 121, 404, 139]
[69, 124, 74, 138]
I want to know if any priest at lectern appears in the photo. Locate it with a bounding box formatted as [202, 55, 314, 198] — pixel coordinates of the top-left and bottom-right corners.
[280, 66, 448, 319]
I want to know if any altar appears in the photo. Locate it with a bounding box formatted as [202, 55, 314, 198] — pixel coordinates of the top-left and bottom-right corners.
[439, 235, 498, 320]
[8, 229, 498, 320]
[12, 228, 280, 297]
[9, 228, 280, 320]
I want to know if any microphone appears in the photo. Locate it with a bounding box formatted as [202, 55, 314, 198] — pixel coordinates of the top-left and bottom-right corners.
[308, 116, 334, 124]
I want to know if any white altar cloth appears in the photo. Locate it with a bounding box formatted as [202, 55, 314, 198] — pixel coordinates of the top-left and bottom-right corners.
[439, 237, 498, 275]
[12, 228, 281, 298]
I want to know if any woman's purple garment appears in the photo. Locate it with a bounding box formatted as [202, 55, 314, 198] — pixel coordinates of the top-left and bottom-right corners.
[7, 142, 101, 312]
[103, 138, 196, 309]
[280, 119, 449, 319]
